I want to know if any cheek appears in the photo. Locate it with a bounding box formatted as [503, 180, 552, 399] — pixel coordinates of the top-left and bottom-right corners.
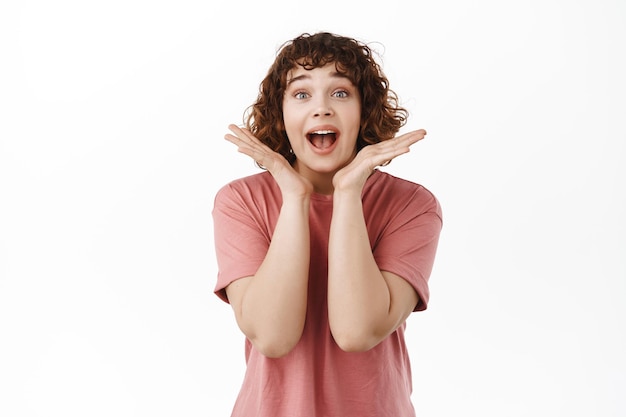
[282, 108, 298, 131]
[283, 115, 307, 144]
[282, 116, 299, 148]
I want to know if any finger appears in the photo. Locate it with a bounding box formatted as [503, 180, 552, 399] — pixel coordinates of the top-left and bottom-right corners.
[224, 132, 244, 146]
[227, 124, 263, 145]
[366, 131, 426, 167]
[225, 126, 282, 171]
[406, 128, 427, 137]
[225, 125, 247, 144]
[396, 129, 427, 146]
[377, 130, 427, 156]
[226, 125, 274, 156]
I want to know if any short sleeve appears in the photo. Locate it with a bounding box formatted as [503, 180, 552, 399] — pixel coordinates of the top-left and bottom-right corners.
[371, 183, 443, 311]
[212, 183, 272, 303]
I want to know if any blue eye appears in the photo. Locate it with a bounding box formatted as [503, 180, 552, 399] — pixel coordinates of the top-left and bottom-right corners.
[295, 92, 309, 99]
[333, 90, 348, 98]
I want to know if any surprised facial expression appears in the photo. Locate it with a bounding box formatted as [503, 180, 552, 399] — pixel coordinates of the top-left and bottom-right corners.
[282, 63, 362, 180]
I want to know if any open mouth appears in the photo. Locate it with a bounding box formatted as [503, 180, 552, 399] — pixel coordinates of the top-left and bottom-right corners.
[307, 130, 337, 150]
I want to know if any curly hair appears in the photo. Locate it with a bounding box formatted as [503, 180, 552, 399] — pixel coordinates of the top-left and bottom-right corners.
[244, 32, 408, 165]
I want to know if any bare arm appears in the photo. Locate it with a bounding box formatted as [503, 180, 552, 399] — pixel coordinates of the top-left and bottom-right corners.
[328, 190, 418, 352]
[224, 125, 313, 358]
[328, 130, 426, 352]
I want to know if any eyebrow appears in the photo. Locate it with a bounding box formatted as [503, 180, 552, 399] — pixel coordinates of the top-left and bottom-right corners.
[286, 71, 351, 86]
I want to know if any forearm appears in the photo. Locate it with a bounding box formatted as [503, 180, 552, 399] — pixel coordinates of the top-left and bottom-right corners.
[327, 190, 393, 351]
[234, 196, 311, 357]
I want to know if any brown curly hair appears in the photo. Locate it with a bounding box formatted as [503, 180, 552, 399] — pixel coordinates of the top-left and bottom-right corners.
[244, 32, 408, 165]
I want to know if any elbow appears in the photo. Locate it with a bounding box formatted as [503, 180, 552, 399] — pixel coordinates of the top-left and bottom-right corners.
[331, 329, 381, 353]
[256, 344, 295, 359]
[251, 335, 301, 358]
[236, 314, 305, 358]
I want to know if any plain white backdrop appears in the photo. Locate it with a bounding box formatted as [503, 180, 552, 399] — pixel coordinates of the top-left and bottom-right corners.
[1, 0, 625, 416]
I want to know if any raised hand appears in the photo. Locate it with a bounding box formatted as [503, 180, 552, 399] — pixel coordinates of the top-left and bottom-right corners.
[225, 124, 313, 197]
[332, 129, 427, 193]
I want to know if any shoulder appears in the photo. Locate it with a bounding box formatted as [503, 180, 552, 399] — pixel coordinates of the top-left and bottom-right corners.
[214, 171, 278, 206]
[216, 171, 275, 193]
[365, 170, 442, 219]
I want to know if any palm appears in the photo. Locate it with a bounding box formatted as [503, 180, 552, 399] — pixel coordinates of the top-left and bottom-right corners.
[333, 129, 427, 192]
[225, 124, 313, 197]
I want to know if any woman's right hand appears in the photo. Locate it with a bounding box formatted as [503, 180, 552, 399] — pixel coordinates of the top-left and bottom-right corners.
[225, 124, 313, 198]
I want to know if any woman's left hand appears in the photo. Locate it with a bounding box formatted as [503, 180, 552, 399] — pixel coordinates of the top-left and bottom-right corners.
[332, 129, 427, 193]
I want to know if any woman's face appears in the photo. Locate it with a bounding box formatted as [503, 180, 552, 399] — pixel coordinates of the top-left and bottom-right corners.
[282, 63, 361, 189]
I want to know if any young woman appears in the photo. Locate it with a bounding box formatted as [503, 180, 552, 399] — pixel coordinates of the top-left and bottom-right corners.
[213, 32, 442, 417]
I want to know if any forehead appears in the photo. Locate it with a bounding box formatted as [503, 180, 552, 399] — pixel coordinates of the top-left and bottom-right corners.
[286, 63, 352, 85]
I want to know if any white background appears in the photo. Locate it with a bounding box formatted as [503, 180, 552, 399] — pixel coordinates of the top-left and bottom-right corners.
[1, 0, 625, 416]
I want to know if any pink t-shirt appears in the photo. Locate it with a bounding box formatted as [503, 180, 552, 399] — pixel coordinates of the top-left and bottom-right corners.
[213, 170, 442, 417]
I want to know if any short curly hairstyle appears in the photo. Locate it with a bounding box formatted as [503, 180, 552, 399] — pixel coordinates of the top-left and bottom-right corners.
[244, 32, 408, 165]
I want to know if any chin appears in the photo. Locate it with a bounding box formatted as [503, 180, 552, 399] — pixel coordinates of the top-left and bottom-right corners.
[296, 160, 338, 176]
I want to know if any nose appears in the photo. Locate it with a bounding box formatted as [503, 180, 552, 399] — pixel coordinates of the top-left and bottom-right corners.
[313, 97, 333, 117]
